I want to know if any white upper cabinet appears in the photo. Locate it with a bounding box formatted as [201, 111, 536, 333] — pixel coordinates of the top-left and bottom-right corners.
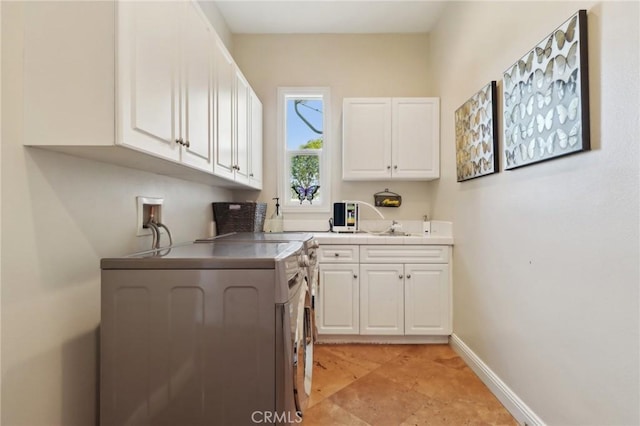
[213, 41, 259, 186]
[234, 70, 251, 185]
[118, 1, 214, 172]
[213, 38, 236, 180]
[117, 1, 180, 162]
[180, 1, 215, 171]
[342, 99, 392, 180]
[249, 90, 264, 189]
[22, 1, 261, 188]
[392, 98, 440, 179]
[342, 97, 440, 181]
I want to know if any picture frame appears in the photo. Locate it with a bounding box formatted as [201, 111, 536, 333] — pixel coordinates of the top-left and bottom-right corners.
[455, 81, 499, 181]
[502, 10, 590, 170]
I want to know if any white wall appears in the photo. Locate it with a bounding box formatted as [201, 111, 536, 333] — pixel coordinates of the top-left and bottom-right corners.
[232, 34, 436, 223]
[428, 1, 639, 424]
[1, 3, 232, 424]
[198, 0, 233, 52]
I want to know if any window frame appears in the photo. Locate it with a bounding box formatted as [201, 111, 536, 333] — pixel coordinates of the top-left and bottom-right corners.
[277, 87, 331, 213]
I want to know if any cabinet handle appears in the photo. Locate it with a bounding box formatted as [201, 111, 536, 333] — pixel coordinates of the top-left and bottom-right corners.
[406, 274, 411, 279]
[175, 138, 183, 145]
[249, 173, 254, 177]
[399, 274, 403, 279]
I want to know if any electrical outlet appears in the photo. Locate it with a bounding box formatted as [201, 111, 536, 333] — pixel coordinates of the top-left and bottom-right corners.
[136, 196, 164, 236]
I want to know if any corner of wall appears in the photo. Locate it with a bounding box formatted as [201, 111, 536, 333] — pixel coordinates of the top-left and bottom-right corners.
[197, 0, 233, 52]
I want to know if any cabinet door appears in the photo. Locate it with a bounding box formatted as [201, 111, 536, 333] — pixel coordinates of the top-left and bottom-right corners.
[359, 264, 404, 335]
[213, 39, 235, 180]
[404, 264, 450, 335]
[180, 2, 214, 171]
[117, 1, 180, 161]
[317, 264, 359, 335]
[249, 90, 263, 189]
[342, 98, 392, 180]
[234, 70, 250, 185]
[392, 98, 440, 179]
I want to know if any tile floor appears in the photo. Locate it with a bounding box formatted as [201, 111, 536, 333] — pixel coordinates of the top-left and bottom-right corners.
[302, 344, 517, 425]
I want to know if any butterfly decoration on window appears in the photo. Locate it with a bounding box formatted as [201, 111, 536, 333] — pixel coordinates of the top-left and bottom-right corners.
[292, 184, 320, 204]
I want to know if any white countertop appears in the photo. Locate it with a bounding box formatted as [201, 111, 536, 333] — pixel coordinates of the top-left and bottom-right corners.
[313, 221, 454, 245]
[313, 232, 453, 245]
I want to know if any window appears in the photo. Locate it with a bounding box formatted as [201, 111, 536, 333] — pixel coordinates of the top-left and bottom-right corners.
[277, 87, 331, 213]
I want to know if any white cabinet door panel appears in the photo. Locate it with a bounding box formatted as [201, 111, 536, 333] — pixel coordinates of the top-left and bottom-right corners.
[404, 264, 450, 335]
[360, 264, 404, 335]
[317, 264, 359, 334]
[249, 90, 263, 189]
[180, 2, 214, 171]
[234, 71, 250, 184]
[213, 40, 235, 179]
[118, 1, 180, 161]
[392, 98, 440, 179]
[342, 98, 392, 180]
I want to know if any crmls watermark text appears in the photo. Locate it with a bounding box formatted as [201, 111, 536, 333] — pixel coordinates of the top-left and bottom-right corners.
[251, 411, 303, 424]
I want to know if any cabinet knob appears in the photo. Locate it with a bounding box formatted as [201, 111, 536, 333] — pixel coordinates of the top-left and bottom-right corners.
[406, 274, 411, 279]
[175, 138, 183, 145]
[387, 165, 391, 170]
[249, 173, 254, 177]
[394, 165, 398, 169]
[334, 253, 340, 257]
[185, 140, 190, 148]
[353, 274, 358, 279]
[399, 274, 403, 279]
[236, 165, 240, 171]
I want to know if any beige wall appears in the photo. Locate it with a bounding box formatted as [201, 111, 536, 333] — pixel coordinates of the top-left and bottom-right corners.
[1, 3, 232, 424]
[429, 1, 639, 424]
[232, 33, 436, 222]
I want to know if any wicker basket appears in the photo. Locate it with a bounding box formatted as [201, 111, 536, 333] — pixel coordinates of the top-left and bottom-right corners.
[212, 202, 267, 234]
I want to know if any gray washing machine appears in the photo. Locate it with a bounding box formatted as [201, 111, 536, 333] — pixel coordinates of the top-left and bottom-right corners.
[196, 232, 318, 411]
[100, 241, 309, 425]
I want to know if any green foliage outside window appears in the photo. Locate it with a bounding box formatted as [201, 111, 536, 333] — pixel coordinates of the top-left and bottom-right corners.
[290, 138, 322, 203]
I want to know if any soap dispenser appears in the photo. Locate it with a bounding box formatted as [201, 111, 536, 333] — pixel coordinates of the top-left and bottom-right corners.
[422, 214, 431, 235]
[270, 197, 284, 232]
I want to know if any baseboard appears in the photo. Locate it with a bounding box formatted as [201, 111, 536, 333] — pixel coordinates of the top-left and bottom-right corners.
[317, 334, 448, 344]
[450, 334, 545, 426]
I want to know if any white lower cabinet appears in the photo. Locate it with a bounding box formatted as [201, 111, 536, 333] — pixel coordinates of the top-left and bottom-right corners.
[404, 264, 450, 335]
[317, 244, 452, 340]
[317, 264, 359, 334]
[360, 264, 404, 335]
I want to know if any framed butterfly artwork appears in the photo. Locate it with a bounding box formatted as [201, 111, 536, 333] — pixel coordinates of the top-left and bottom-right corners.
[502, 10, 590, 170]
[455, 81, 499, 181]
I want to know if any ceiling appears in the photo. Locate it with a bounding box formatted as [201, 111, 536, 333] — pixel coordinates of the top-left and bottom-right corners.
[213, 1, 447, 34]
